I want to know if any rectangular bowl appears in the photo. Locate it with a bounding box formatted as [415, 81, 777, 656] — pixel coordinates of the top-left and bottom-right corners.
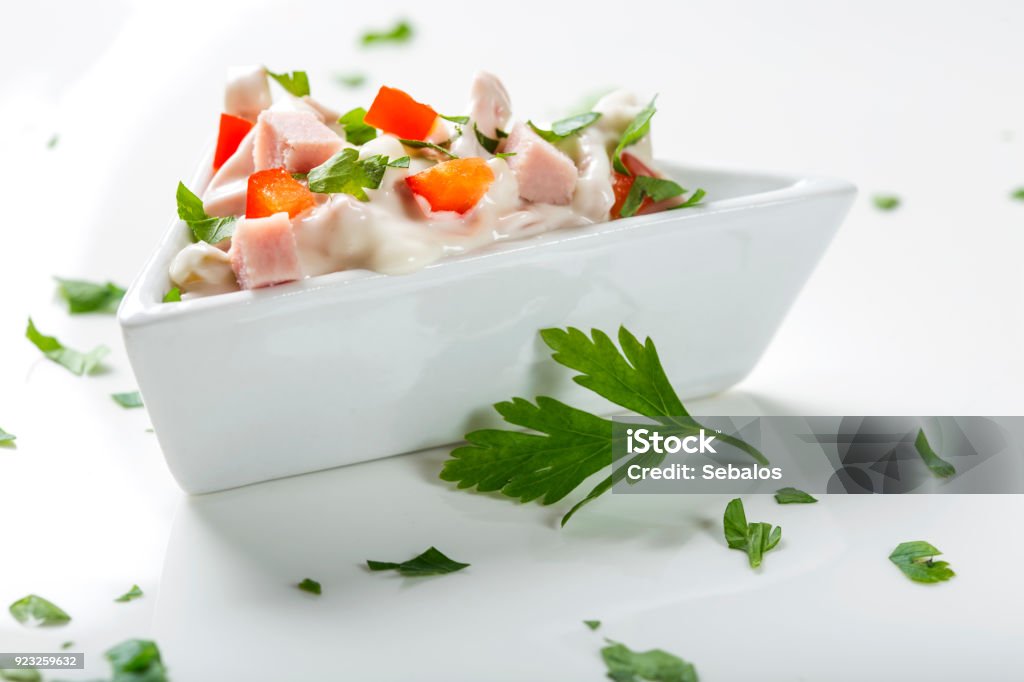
[120, 162, 855, 493]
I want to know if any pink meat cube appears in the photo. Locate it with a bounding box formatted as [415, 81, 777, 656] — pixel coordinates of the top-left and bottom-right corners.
[503, 122, 578, 205]
[229, 212, 302, 289]
[252, 110, 344, 173]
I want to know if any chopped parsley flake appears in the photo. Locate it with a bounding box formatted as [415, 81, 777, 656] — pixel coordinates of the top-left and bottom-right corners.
[367, 547, 469, 576]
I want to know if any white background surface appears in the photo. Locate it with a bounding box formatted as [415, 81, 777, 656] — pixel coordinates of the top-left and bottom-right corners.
[1, 0, 1022, 679]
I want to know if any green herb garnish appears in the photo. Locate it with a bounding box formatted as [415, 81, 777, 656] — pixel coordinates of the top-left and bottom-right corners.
[774, 487, 818, 504]
[105, 639, 167, 682]
[297, 578, 322, 595]
[873, 194, 900, 211]
[111, 391, 144, 409]
[619, 177, 704, 218]
[114, 584, 143, 602]
[601, 640, 698, 682]
[61, 641, 73, 650]
[55, 277, 125, 314]
[162, 287, 181, 303]
[360, 20, 413, 46]
[9, 595, 71, 626]
[724, 498, 782, 569]
[914, 429, 955, 478]
[1011, 187, 1024, 201]
[440, 327, 767, 525]
[584, 620, 602, 631]
[0, 669, 40, 682]
[0, 427, 15, 446]
[889, 541, 955, 583]
[613, 97, 657, 175]
[266, 68, 310, 97]
[308, 148, 395, 200]
[367, 546, 469, 577]
[471, 124, 502, 154]
[338, 107, 377, 146]
[387, 156, 411, 168]
[335, 72, 366, 88]
[176, 182, 237, 244]
[495, 152, 517, 159]
[25, 318, 108, 376]
[441, 113, 470, 125]
[527, 112, 601, 143]
[46, 134, 59, 150]
[398, 138, 459, 159]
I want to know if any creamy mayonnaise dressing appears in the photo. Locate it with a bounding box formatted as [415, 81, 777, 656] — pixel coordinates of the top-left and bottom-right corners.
[170, 70, 662, 296]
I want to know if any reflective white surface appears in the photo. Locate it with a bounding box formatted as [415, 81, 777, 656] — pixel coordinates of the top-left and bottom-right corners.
[2, 0, 1023, 679]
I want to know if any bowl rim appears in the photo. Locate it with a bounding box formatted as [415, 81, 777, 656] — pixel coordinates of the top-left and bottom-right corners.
[119, 159, 856, 329]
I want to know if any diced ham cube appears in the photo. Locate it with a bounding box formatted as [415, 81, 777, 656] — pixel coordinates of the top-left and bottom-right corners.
[503, 123, 578, 205]
[229, 212, 302, 290]
[252, 110, 344, 174]
[224, 66, 272, 122]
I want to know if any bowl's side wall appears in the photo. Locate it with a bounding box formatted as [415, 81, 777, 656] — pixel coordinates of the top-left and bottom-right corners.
[124, 185, 852, 494]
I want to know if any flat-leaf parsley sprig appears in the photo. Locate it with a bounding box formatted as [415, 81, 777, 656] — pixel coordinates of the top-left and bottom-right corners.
[440, 327, 767, 525]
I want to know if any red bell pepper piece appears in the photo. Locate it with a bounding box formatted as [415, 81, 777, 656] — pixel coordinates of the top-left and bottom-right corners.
[405, 158, 495, 214]
[246, 168, 316, 219]
[610, 152, 657, 218]
[213, 113, 255, 172]
[364, 86, 438, 140]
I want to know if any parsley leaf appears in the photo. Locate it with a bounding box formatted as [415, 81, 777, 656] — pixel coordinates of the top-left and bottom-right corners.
[1, 668, 41, 682]
[0, 427, 15, 446]
[601, 640, 698, 682]
[111, 391, 144, 409]
[266, 68, 310, 97]
[114, 585, 143, 603]
[297, 578, 322, 595]
[613, 97, 657, 175]
[55, 277, 125, 314]
[398, 138, 459, 159]
[163, 287, 181, 303]
[473, 124, 501, 153]
[176, 182, 237, 244]
[527, 112, 601, 143]
[723, 498, 782, 568]
[61, 641, 73, 650]
[1011, 187, 1024, 201]
[889, 541, 955, 583]
[619, 177, 703, 218]
[774, 487, 818, 504]
[367, 547, 469, 576]
[584, 620, 602, 631]
[440, 327, 767, 525]
[495, 152, 517, 160]
[47, 134, 59, 149]
[335, 72, 366, 88]
[873, 194, 900, 211]
[669, 188, 706, 210]
[308, 148, 392, 200]
[105, 639, 167, 682]
[441, 113, 470, 125]
[25, 318, 108, 376]
[338, 107, 377, 146]
[360, 20, 413, 46]
[914, 429, 955, 478]
[387, 156, 410, 168]
[9, 595, 71, 626]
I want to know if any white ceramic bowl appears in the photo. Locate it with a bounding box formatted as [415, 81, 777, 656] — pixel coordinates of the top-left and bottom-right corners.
[120, 163, 855, 493]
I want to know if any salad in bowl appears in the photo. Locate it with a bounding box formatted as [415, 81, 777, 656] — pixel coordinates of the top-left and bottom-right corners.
[169, 68, 704, 297]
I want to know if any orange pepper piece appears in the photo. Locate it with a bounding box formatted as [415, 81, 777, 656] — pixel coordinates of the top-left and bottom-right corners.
[405, 158, 495, 214]
[364, 86, 438, 140]
[246, 168, 316, 219]
[213, 113, 254, 172]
